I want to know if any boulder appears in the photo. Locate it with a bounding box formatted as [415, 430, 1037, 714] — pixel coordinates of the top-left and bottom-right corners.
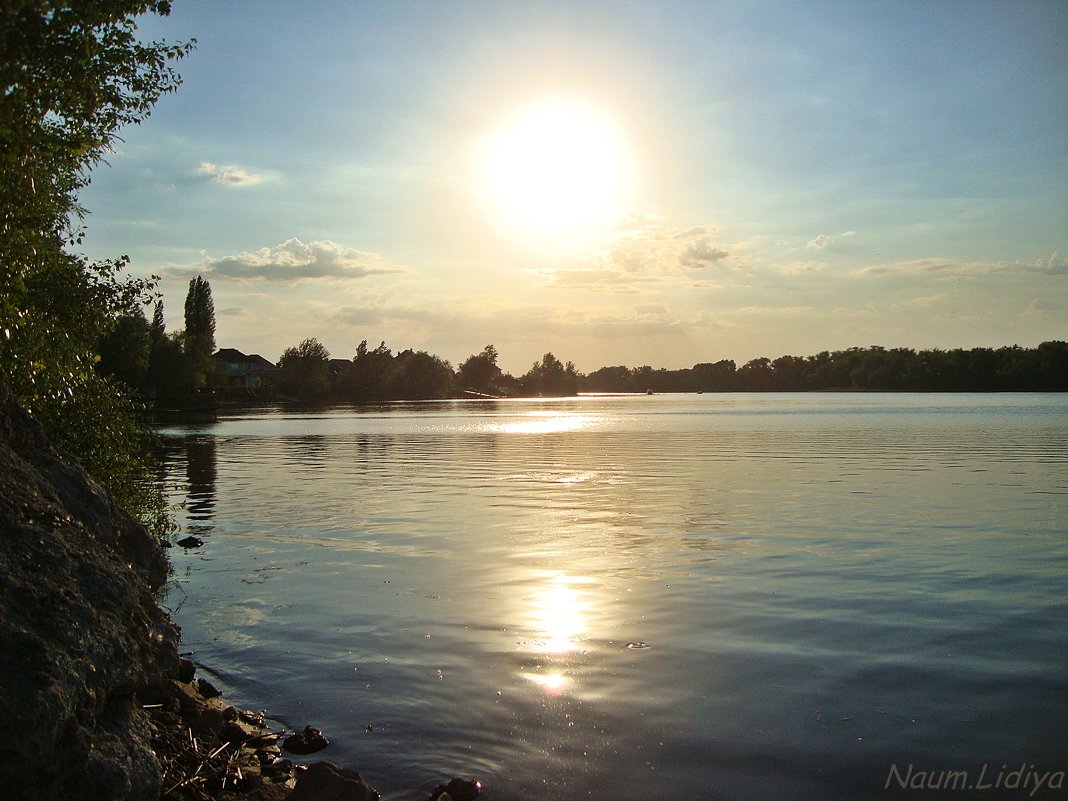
[0, 382, 179, 800]
[289, 761, 380, 801]
[430, 777, 482, 801]
[283, 725, 330, 755]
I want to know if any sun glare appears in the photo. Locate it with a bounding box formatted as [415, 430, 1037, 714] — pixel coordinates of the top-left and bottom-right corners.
[473, 97, 632, 239]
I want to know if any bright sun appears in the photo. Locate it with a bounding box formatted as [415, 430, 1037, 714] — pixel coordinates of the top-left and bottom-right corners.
[473, 97, 631, 238]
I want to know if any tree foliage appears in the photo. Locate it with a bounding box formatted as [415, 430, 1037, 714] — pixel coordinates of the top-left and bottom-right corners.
[0, 1, 193, 534]
[183, 274, 215, 386]
[335, 340, 396, 402]
[456, 344, 502, 395]
[390, 349, 453, 400]
[520, 352, 578, 396]
[277, 338, 331, 399]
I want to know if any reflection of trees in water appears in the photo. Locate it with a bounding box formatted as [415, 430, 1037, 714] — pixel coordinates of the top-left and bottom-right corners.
[185, 436, 217, 526]
[285, 435, 330, 468]
[154, 433, 217, 539]
[345, 432, 501, 476]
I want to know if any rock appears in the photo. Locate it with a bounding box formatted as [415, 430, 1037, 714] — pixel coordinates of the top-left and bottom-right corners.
[177, 656, 196, 682]
[289, 761, 380, 801]
[177, 534, 203, 548]
[0, 381, 178, 800]
[196, 676, 222, 698]
[240, 708, 267, 727]
[172, 677, 210, 717]
[430, 778, 482, 801]
[283, 725, 330, 754]
[262, 756, 294, 782]
[221, 719, 251, 745]
[248, 783, 294, 801]
[194, 705, 226, 736]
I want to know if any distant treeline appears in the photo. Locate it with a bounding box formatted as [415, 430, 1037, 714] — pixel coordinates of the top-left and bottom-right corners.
[274, 341, 579, 401]
[585, 342, 1068, 394]
[93, 273, 1067, 400]
[269, 339, 1068, 401]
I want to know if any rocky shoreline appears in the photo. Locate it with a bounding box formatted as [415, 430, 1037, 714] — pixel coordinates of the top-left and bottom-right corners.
[146, 659, 376, 800]
[149, 658, 481, 801]
[0, 381, 479, 801]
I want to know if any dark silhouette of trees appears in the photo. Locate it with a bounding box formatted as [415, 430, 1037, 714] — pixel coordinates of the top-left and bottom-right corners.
[581, 342, 1068, 393]
[692, 360, 736, 391]
[183, 275, 216, 386]
[520, 353, 578, 396]
[277, 338, 331, 399]
[335, 340, 396, 401]
[456, 345, 502, 395]
[96, 306, 152, 393]
[391, 350, 453, 399]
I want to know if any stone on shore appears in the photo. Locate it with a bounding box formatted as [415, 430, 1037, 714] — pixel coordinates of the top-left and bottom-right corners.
[288, 761, 380, 801]
[429, 777, 482, 801]
[283, 725, 330, 755]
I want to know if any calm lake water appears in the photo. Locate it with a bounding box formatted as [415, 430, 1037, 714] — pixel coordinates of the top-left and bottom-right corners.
[158, 393, 1068, 800]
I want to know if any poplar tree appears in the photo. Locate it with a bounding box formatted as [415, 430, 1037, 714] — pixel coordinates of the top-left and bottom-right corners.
[183, 275, 215, 385]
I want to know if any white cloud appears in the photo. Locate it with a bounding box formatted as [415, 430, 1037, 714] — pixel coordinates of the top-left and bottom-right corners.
[679, 237, 730, 269]
[197, 161, 266, 187]
[525, 222, 740, 292]
[806, 230, 855, 250]
[185, 238, 406, 282]
[1033, 252, 1068, 275]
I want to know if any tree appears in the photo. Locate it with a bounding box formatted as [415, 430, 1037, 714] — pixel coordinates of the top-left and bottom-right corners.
[586, 365, 633, 393]
[336, 340, 396, 401]
[183, 275, 215, 386]
[456, 344, 502, 395]
[391, 350, 453, 400]
[520, 353, 578, 396]
[150, 298, 166, 348]
[96, 305, 152, 393]
[0, 2, 193, 533]
[277, 338, 331, 399]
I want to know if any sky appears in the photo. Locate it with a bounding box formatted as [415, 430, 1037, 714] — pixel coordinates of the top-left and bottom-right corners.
[78, 0, 1067, 375]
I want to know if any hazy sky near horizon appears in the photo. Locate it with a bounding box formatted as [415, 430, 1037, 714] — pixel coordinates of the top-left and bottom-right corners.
[79, 0, 1067, 374]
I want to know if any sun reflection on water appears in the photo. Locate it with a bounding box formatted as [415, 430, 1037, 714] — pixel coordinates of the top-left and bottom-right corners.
[533, 574, 588, 653]
[523, 670, 570, 697]
[521, 573, 593, 696]
[496, 412, 598, 435]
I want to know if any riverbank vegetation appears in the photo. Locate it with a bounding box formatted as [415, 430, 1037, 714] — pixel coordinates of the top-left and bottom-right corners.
[0, 2, 193, 534]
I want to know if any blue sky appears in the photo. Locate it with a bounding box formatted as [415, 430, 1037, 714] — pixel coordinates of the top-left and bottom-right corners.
[79, 0, 1067, 373]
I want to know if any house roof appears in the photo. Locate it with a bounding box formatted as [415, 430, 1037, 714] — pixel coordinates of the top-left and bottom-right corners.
[215, 348, 277, 369]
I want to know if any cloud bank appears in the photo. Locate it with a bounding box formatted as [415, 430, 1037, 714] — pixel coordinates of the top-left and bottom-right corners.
[540, 221, 742, 290]
[188, 238, 405, 282]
